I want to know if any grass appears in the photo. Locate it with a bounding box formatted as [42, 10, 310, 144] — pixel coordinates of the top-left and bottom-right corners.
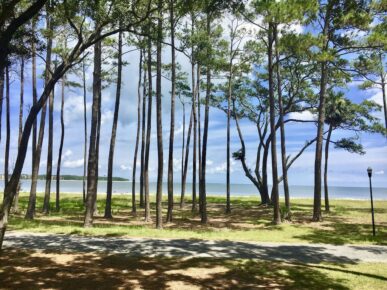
[5, 192, 387, 245]
[1, 249, 386, 289]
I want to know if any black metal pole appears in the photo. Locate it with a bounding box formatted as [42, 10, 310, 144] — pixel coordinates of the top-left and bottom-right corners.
[368, 176, 376, 236]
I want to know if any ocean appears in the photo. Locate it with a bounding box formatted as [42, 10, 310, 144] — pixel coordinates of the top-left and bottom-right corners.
[13, 180, 387, 200]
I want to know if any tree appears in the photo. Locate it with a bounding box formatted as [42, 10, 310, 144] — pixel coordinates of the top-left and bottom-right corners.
[312, 0, 373, 221]
[155, 0, 164, 229]
[166, 0, 176, 223]
[56, 74, 65, 212]
[104, 30, 123, 219]
[25, 4, 53, 220]
[132, 47, 144, 214]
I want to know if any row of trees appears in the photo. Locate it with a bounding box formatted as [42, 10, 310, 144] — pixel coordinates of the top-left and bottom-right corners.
[0, 0, 386, 249]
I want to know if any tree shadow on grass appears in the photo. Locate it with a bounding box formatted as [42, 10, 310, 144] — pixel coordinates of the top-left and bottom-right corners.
[1, 249, 378, 289]
[294, 222, 387, 245]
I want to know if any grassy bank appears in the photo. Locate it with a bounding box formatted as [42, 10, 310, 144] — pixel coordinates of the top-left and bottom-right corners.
[5, 193, 387, 245]
[1, 249, 386, 289]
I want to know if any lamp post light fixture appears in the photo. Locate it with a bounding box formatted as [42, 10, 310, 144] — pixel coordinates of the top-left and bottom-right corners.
[367, 167, 376, 237]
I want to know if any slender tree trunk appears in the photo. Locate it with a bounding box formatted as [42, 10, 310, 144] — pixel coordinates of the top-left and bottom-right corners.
[226, 62, 232, 214]
[313, 5, 331, 222]
[25, 10, 53, 220]
[132, 49, 143, 214]
[43, 58, 56, 214]
[32, 18, 37, 186]
[274, 24, 290, 219]
[13, 58, 24, 213]
[82, 59, 87, 204]
[56, 75, 65, 212]
[192, 72, 198, 213]
[139, 49, 147, 209]
[179, 100, 186, 208]
[268, 23, 281, 224]
[4, 65, 10, 186]
[94, 58, 102, 217]
[84, 33, 102, 228]
[181, 109, 193, 208]
[105, 31, 123, 219]
[166, 0, 176, 223]
[0, 70, 3, 144]
[380, 63, 387, 130]
[144, 31, 153, 223]
[200, 14, 212, 224]
[197, 64, 202, 211]
[324, 124, 333, 212]
[155, 0, 164, 229]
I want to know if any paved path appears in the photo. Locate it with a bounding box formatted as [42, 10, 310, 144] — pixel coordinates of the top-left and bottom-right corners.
[3, 231, 387, 264]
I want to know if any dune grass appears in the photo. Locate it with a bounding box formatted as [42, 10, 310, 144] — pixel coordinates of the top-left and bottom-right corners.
[5, 192, 387, 245]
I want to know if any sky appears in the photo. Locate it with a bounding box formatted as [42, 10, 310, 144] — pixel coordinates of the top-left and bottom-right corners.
[2, 18, 387, 190]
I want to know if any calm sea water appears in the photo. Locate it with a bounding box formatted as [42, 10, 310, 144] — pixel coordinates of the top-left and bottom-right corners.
[13, 180, 387, 200]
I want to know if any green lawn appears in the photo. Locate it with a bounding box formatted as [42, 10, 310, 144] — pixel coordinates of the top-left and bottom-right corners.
[5, 193, 387, 245]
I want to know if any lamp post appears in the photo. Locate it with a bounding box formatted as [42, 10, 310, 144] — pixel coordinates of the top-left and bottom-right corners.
[367, 167, 376, 236]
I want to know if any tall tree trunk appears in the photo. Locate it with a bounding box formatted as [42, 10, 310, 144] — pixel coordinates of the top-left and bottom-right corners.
[32, 18, 37, 186]
[56, 75, 65, 212]
[274, 24, 290, 219]
[25, 9, 52, 220]
[197, 64, 202, 212]
[155, 0, 164, 229]
[43, 58, 56, 214]
[0, 70, 3, 144]
[82, 59, 87, 204]
[13, 58, 24, 213]
[380, 54, 387, 131]
[226, 61, 232, 214]
[324, 124, 333, 212]
[139, 49, 147, 209]
[179, 99, 186, 208]
[200, 14, 211, 224]
[192, 68, 198, 214]
[313, 4, 331, 222]
[166, 0, 176, 223]
[268, 23, 281, 224]
[132, 48, 143, 214]
[181, 109, 193, 208]
[84, 33, 102, 228]
[4, 65, 10, 186]
[105, 30, 123, 219]
[144, 31, 153, 223]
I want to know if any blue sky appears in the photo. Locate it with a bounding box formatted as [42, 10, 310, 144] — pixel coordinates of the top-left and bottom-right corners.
[2, 21, 387, 189]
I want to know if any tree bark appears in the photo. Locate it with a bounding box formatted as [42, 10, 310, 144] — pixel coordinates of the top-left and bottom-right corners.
[4, 65, 10, 187]
[313, 4, 331, 222]
[274, 24, 290, 219]
[105, 30, 123, 219]
[181, 109, 193, 208]
[132, 48, 143, 214]
[56, 75, 65, 212]
[43, 55, 56, 214]
[268, 22, 281, 224]
[166, 0, 176, 223]
[144, 30, 153, 223]
[155, 0, 164, 229]
[200, 14, 211, 224]
[84, 33, 102, 228]
[0, 69, 3, 143]
[226, 61, 232, 214]
[179, 98, 186, 208]
[324, 124, 333, 212]
[82, 59, 87, 204]
[13, 57, 24, 213]
[25, 9, 53, 220]
[139, 49, 147, 209]
[32, 18, 37, 187]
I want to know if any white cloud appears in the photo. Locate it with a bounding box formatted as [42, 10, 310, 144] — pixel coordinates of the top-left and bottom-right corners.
[63, 158, 84, 168]
[375, 170, 384, 175]
[288, 111, 316, 121]
[120, 164, 131, 171]
[101, 110, 114, 125]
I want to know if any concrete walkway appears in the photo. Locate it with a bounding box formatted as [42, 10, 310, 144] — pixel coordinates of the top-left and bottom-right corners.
[3, 231, 387, 264]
